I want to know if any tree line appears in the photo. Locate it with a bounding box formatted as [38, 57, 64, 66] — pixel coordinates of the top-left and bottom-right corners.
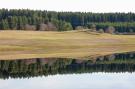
[87, 22, 135, 33]
[0, 9, 135, 32]
[0, 52, 135, 79]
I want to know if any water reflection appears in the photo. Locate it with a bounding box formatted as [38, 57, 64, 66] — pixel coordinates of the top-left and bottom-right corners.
[0, 73, 135, 89]
[0, 52, 135, 79]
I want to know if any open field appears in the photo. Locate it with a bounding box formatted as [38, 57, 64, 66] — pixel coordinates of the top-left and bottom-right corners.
[0, 30, 135, 60]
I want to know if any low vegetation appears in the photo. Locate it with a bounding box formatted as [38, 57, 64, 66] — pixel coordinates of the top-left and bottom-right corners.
[0, 30, 135, 60]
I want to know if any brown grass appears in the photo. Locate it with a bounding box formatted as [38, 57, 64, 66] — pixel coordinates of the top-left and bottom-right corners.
[0, 30, 135, 60]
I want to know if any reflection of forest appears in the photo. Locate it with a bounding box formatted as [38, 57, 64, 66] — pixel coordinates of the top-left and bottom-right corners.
[0, 52, 135, 79]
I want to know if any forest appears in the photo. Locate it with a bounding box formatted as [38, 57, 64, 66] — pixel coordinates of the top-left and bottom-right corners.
[0, 9, 135, 33]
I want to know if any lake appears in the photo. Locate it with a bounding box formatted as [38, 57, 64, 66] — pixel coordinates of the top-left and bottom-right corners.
[0, 52, 135, 89]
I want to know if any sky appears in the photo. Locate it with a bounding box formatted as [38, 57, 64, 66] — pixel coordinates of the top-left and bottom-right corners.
[0, 0, 135, 13]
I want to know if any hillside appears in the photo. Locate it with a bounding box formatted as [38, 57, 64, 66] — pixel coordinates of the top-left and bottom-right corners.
[0, 30, 135, 60]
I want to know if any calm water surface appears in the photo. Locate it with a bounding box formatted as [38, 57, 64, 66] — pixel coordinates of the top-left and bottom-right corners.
[0, 52, 135, 89]
[0, 73, 135, 89]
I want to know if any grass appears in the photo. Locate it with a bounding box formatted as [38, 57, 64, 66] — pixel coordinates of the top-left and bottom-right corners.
[0, 30, 135, 60]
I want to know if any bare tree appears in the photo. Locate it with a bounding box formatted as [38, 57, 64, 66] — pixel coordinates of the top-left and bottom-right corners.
[38, 23, 48, 31]
[24, 24, 36, 31]
[47, 22, 57, 31]
[105, 26, 115, 34]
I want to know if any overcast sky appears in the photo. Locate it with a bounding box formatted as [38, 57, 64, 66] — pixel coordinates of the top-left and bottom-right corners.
[0, 0, 135, 13]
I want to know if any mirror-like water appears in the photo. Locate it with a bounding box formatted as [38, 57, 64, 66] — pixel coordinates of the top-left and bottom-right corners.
[0, 52, 135, 89]
[0, 73, 135, 89]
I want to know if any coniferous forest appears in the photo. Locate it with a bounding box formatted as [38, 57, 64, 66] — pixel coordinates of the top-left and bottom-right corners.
[0, 9, 135, 33]
[0, 52, 135, 79]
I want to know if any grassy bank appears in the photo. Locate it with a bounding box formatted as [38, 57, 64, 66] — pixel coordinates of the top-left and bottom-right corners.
[0, 30, 135, 60]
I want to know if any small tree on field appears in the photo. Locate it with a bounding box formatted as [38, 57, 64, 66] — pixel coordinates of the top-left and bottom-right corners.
[105, 26, 115, 34]
[98, 29, 104, 33]
[75, 26, 84, 30]
[88, 23, 97, 31]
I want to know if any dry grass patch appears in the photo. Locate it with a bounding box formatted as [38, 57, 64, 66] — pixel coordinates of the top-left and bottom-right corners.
[0, 30, 135, 60]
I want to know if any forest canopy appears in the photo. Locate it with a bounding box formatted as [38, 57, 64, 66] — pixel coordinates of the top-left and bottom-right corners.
[0, 9, 135, 33]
